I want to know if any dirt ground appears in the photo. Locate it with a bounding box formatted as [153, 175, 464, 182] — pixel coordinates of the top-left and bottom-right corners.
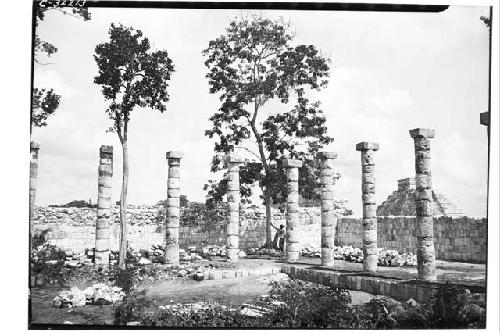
[29, 271, 376, 327]
[29, 256, 485, 327]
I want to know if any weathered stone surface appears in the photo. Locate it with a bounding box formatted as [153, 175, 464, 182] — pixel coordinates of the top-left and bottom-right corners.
[164, 152, 183, 264]
[378, 178, 463, 217]
[358, 142, 379, 273]
[95, 145, 113, 268]
[480, 111, 489, 126]
[30, 141, 41, 250]
[284, 159, 302, 263]
[166, 151, 183, 159]
[411, 129, 437, 281]
[318, 151, 338, 267]
[355, 142, 379, 151]
[226, 158, 244, 262]
[282, 158, 303, 168]
[409, 128, 435, 139]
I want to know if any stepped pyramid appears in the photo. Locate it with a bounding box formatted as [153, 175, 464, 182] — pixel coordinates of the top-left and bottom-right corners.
[377, 178, 463, 217]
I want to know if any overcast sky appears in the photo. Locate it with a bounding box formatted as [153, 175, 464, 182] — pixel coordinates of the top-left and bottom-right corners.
[32, 5, 490, 217]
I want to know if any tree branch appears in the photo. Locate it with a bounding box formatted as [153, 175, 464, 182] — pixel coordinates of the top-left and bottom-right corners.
[235, 146, 261, 162]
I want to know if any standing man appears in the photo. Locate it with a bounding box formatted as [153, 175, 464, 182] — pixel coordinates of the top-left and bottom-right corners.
[271, 223, 286, 252]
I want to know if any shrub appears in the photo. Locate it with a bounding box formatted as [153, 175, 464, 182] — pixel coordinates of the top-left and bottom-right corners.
[32, 230, 49, 248]
[363, 284, 486, 329]
[263, 279, 360, 328]
[109, 264, 139, 293]
[31, 243, 68, 284]
[113, 289, 153, 325]
[144, 302, 260, 327]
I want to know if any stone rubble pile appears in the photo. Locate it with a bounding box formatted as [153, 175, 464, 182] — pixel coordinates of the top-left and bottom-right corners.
[200, 244, 247, 259]
[52, 283, 125, 308]
[300, 246, 417, 267]
[246, 247, 282, 257]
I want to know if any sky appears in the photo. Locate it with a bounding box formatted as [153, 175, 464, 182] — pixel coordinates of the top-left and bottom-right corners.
[32, 5, 490, 217]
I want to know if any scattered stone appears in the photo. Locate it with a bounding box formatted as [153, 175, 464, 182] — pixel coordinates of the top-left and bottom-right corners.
[127, 321, 141, 326]
[193, 272, 205, 281]
[138, 258, 152, 265]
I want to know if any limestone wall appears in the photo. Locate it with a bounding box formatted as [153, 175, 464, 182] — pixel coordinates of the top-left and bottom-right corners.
[33, 206, 486, 262]
[336, 216, 487, 262]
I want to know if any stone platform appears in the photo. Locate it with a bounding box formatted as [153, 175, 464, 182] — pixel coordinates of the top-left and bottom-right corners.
[281, 257, 485, 303]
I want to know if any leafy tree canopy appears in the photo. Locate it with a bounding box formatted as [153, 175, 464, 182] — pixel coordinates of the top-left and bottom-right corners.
[94, 23, 175, 141]
[32, 5, 91, 129]
[203, 15, 334, 208]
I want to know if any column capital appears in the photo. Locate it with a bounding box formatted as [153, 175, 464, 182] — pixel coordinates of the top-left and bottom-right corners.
[282, 158, 302, 168]
[355, 142, 379, 151]
[30, 141, 40, 151]
[316, 151, 338, 160]
[229, 155, 245, 164]
[99, 145, 113, 157]
[166, 151, 183, 159]
[480, 111, 489, 126]
[409, 128, 435, 139]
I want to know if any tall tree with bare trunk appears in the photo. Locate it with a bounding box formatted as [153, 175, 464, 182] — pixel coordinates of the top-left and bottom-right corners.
[203, 15, 333, 247]
[94, 24, 175, 269]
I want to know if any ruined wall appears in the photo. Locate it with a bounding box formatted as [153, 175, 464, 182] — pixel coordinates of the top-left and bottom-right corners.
[33, 206, 486, 262]
[336, 216, 487, 262]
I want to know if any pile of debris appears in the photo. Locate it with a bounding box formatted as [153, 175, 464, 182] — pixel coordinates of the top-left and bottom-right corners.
[378, 249, 416, 267]
[200, 244, 247, 259]
[246, 247, 282, 257]
[52, 283, 125, 308]
[130, 245, 205, 265]
[300, 246, 417, 267]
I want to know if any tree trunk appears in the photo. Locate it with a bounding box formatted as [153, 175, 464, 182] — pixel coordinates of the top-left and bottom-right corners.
[264, 192, 273, 248]
[118, 140, 129, 269]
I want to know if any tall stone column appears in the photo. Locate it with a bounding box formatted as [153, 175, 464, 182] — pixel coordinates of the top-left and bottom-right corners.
[30, 141, 40, 250]
[317, 152, 338, 267]
[283, 158, 302, 263]
[356, 142, 379, 273]
[165, 151, 183, 264]
[410, 128, 437, 281]
[227, 156, 244, 261]
[95, 145, 113, 267]
[480, 111, 490, 143]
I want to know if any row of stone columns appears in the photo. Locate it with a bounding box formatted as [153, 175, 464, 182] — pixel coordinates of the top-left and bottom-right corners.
[280, 128, 437, 281]
[29, 126, 443, 280]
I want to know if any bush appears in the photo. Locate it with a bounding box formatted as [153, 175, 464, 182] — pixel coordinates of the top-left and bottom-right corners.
[144, 302, 260, 327]
[263, 279, 360, 328]
[113, 289, 153, 325]
[359, 284, 486, 329]
[32, 230, 49, 248]
[110, 279, 486, 329]
[31, 243, 68, 284]
[109, 264, 139, 293]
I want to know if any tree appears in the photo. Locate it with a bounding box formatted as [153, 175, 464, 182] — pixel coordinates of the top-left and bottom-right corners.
[94, 24, 175, 269]
[203, 15, 333, 247]
[32, 5, 91, 130]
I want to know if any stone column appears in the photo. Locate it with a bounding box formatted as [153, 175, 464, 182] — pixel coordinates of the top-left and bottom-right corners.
[227, 156, 244, 261]
[480, 111, 490, 143]
[356, 142, 379, 273]
[480, 111, 489, 127]
[95, 145, 113, 267]
[30, 141, 40, 249]
[410, 128, 437, 281]
[283, 158, 302, 263]
[165, 151, 183, 264]
[317, 152, 338, 267]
